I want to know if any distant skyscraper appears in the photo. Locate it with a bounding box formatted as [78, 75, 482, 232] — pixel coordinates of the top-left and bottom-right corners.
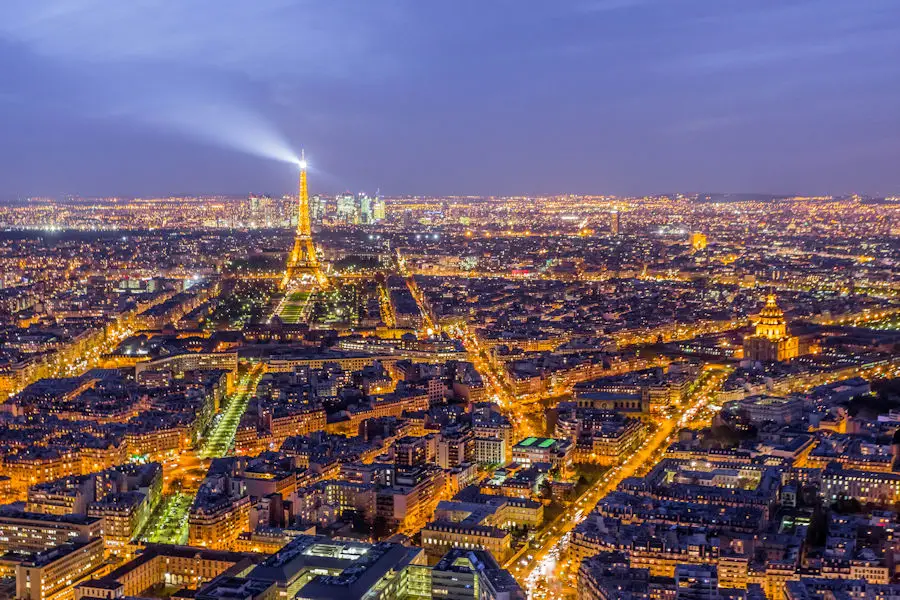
[336, 193, 358, 224]
[276, 196, 294, 227]
[261, 196, 275, 226]
[310, 195, 327, 223]
[359, 194, 373, 225]
[373, 197, 386, 222]
[610, 210, 620, 235]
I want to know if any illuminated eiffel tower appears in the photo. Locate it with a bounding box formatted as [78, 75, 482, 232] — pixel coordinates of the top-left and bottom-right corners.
[283, 151, 326, 287]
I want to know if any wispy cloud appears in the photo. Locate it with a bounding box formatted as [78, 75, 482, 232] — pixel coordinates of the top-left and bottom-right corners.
[663, 115, 742, 136]
[575, 0, 652, 13]
[684, 42, 846, 72]
[0, 0, 406, 162]
[0, 0, 400, 80]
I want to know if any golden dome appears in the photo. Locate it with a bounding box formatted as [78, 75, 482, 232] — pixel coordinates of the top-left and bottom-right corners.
[755, 294, 787, 339]
[759, 294, 785, 320]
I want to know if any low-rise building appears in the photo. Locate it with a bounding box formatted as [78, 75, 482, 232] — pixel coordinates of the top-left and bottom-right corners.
[16, 538, 106, 600]
[511, 437, 573, 470]
[188, 476, 251, 550]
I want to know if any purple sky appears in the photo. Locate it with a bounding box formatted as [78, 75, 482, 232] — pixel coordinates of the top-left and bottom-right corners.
[1, 0, 899, 198]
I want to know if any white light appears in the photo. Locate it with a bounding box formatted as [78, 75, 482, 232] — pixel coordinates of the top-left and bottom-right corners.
[298, 159, 308, 169]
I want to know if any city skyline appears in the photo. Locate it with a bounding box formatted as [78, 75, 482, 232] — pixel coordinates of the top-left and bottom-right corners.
[2, 1, 900, 198]
[0, 188, 897, 600]
[0, 4, 899, 600]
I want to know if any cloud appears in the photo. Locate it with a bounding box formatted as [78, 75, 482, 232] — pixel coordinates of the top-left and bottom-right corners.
[0, 0, 407, 164]
[0, 0, 399, 80]
[575, 0, 651, 13]
[673, 0, 900, 73]
[663, 115, 742, 136]
[684, 43, 846, 72]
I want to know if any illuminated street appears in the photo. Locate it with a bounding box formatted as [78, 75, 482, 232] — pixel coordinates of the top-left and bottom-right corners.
[199, 367, 264, 459]
[140, 492, 192, 545]
[141, 367, 264, 545]
[512, 367, 730, 598]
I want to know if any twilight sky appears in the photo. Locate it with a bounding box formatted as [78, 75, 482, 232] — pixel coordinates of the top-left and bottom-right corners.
[0, 0, 899, 198]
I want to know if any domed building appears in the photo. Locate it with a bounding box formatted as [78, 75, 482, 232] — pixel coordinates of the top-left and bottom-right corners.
[743, 294, 799, 362]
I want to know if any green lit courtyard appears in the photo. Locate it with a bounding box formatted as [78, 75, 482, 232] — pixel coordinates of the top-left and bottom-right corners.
[276, 290, 311, 324]
[138, 368, 263, 545]
[140, 492, 192, 545]
[199, 369, 263, 459]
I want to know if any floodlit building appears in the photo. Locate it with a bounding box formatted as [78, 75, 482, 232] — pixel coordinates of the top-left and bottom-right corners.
[743, 295, 799, 362]
[511, 437, 573, 470]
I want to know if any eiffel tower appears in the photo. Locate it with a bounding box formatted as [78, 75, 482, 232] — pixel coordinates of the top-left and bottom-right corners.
[283, 151, 326, 287]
